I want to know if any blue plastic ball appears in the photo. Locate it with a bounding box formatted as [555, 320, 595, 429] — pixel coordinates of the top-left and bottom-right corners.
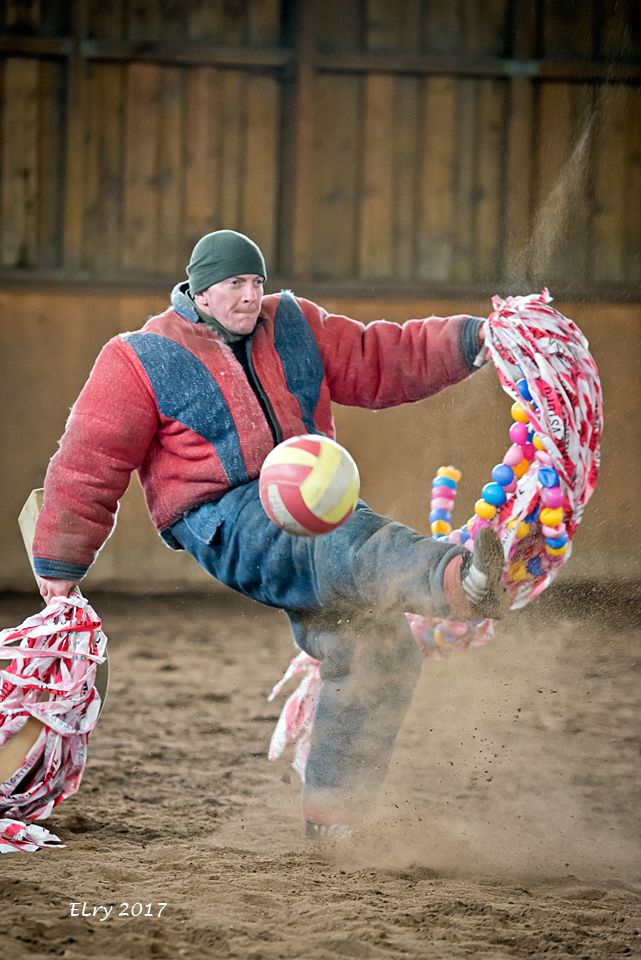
[524, 504, 540, 523]
[491, 463, 514, 486]
[544, 531, 569, 548]
[429, 508, 451, 523]
[482, 482, 507, 506]
[459, 528, 470, 544]
[516, 377, 532, 401]
[431, 475, 457, 490]
[538, 466, 559, 488]
[526, 557, 544, 577]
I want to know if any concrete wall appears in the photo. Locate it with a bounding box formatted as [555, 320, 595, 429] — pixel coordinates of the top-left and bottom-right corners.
[1, 288, 638, 592]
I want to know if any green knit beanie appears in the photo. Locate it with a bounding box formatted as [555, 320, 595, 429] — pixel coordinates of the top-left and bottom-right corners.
[187, 230, 267, 295]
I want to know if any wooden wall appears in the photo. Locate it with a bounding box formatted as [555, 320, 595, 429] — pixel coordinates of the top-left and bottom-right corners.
[0, 0, 639, 295]
[0, 288, 639, 592]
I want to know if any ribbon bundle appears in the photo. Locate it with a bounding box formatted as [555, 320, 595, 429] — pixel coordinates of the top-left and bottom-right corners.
[0, 595, 106, 853]
[269, 291, 603, 776]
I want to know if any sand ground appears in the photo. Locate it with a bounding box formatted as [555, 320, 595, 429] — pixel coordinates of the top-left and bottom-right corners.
[1, 586, 640, 959]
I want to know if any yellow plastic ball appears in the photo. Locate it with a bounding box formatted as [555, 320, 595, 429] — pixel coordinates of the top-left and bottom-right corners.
[545, 542, 568, 557]
[467, 517, 475, 532]
[515, 521, 530, 540]
[508, 562, 529, 581]
[437, 465, 462, 483]
[431, 519, 452, 535]
[511, 401, 529, 423]
[474, 499, 496, 521]
[533, 434, 546, 451]
[512, 458, 530, 478]
[539, 507, 563, 527]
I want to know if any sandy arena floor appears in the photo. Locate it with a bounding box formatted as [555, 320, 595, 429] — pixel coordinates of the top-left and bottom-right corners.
[1, 586, 640, 959]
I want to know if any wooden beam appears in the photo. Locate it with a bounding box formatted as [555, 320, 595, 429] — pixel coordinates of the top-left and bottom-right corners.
[80, 39, 292, 70]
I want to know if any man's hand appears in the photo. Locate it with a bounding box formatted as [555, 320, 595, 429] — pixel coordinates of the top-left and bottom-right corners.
[36, 576, 79, 603]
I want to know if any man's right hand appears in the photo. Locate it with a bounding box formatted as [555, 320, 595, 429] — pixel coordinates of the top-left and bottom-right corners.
[36, 576, 79, 603]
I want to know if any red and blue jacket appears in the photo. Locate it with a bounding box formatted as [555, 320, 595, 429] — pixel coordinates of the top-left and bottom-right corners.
[33, 285, 483, 580]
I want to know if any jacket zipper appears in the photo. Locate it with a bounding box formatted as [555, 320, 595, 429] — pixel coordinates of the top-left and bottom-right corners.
[245, 339, 283, 446]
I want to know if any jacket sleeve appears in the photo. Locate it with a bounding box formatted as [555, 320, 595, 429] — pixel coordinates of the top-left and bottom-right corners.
[296, 297, 484, 409]
[33, 336, 159, 580]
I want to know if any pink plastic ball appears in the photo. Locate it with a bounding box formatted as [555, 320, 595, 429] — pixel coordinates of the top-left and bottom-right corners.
[504, 478, 518, 494]
[432, 485, 456, 501]
[509, 422, 528, 446]
[535, 451, 554, 466]
[541, 486, 563, 508]
[542, 523, 566, 538]
[522, 442, 535, 461]
[503, 444, 523, 467]
[431, 496, 455, 510]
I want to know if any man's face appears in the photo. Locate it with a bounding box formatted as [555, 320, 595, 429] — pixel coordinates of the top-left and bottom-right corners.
[195, 274, 264, 336]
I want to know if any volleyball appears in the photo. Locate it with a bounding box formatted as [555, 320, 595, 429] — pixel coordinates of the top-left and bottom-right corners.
[259, 434, 360, 536]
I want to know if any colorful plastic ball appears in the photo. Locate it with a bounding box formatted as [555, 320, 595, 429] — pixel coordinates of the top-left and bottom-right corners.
[469, 516, 490, 536]
[259, 434, 360, 536]
[542, 523, 566, 538]
[522, 442, 535, 461]
[431, 519, 452, 535]
[429, 508, 451, 523]
[545, 532, 569, 548]
[541, 486, 563, 508]
[431, 475, 457, 490]
[508, 561, 529, 581]
[524, 505, 540, 523]
[536, 451, 554, 467]
[437, 465, 462, 483]
[511, 401, 529, 423]
[545, 542, 568, 557]
[482, 482, 507, 507]
[474, 499, 497, 520]
[509, 422, 528, 446]
[533, 434, 546, 451]
[526, 557, 544, 577]
[459, 528, 470, 544]
[432, 496, 455, 511]
[516, 377, 532, 401]
[504, 477, 518, 494]
[504, 444, 524, 467]
[491, 463, 514, 486]
[432, 483, 456, 499]
[538, 466, 559, 488]
[539, 506, 563, 527]
[512, 458, 530, 478]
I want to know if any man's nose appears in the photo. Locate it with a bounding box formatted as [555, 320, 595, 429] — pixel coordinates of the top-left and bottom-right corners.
[242, 283, 258, 302]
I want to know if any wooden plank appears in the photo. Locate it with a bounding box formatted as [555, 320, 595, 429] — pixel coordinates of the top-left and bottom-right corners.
[474, 79, 507, 280]
[624, 86, 641, 285]
[504, 78, 535, 287]
[364, 0, 403, 52]
[416, 77, 456, 281]
[0, 58, 39, 267]
[359, 73, 396, 279]
[393, 76, 420, 279]
[511, 0, 537, 58]
[122, 63, 162, 270]
[184, 66, 221, 251]
[291, 0, 317, 280]
[592, 85, 627, 284]
[248, 0, 281, 47]
[453, 78, 476, 284]
[127, 0, 162, 42]
[310, 74, 360, 280]
[187, 0, 224, 41]
[464, 0, 508, 56]
[220, 69, 245, 228]
[83, 63, 125, 273]
[423, 0, 463, 54]
[37, 59, 63, 268]
[5, 0, 40, 30]
[600, 0, 640, 62]
[541, 0, 596, 60]
[157, 66, 184, 275]
[314, 0, 361, 52]
[86, 0, 125, 39]
[62, 5, 88, 271]
[530, 83, 595, 288]
[242, 74, 280, 268]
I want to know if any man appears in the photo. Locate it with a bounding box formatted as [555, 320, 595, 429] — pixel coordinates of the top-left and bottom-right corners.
[33, 230, 506, 838]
